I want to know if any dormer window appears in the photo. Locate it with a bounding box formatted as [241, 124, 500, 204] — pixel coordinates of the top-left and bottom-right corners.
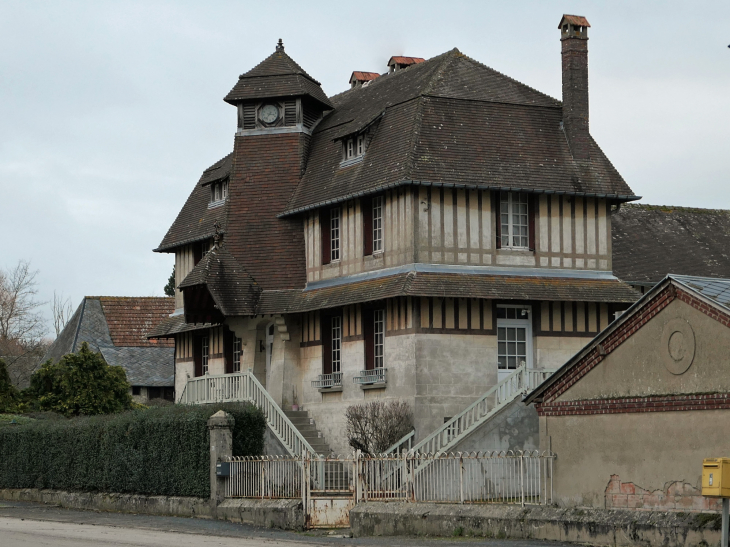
[341, 134, 367, 166]
[209, 180, 228, 208]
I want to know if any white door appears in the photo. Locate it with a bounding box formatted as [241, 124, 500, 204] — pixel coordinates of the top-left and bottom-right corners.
[496, 306, 532, 382]
[265, 323, 275, 388]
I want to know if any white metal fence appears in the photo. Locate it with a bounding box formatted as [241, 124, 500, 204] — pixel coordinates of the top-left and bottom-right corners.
[224, 450, 554, 506]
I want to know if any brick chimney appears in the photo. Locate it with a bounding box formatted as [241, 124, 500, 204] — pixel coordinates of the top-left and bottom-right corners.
[559, 15, 591, 160]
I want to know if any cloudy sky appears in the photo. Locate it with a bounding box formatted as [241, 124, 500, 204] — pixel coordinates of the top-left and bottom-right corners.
[1, 0, 728, 337]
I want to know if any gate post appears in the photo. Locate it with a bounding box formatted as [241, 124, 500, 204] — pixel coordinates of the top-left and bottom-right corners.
[208, 410, 234, 511]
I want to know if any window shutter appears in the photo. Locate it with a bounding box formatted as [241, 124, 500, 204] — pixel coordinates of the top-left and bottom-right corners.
[322, 314, 332, 375]
[223, 328, 234, 374]
[284, 100, 297, 126]
[321, 209, 331, 265]
[193, 336, 203, 377]
[362, 308, 374, 371]
[362, 197, 373, 256]
[242, 104, 256, 129]
[494, 191, 502, 250]
[528, 194, 536, 252]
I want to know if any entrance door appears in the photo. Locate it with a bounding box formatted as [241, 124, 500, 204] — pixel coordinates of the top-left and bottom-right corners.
[265, 323, 274, 388]
[496, 306, 532, 382]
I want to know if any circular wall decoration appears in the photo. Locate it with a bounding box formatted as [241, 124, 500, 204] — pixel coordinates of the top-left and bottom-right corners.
[660, 318, 695, 375]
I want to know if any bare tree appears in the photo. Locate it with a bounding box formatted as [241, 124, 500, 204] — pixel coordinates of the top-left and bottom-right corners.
[0, 260, 48, 388]
[345, 400, 413, 454]
[52, 291, 74, 337]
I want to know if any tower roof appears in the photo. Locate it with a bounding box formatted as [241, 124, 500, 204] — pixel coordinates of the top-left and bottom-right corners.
[224, 39, 333, 108]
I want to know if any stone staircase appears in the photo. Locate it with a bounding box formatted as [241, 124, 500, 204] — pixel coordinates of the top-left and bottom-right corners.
[283, 410, 333, 456]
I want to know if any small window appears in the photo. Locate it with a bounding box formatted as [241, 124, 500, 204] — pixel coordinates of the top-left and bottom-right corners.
[132, 386, 141, 396]
[222, 180, 228, 199]
[357, 135, 364, 156]
[233, 336, 242, 373]
[347, 139, 355, 159]
[342, 134, 366, 164]
[372, 196, 383, 253]
[500, 192, 529, 249]
[330, 207, 341, 262]
[374, 309, 385, 369]
[331, 316, 342, 374]
[202, 335, 209, 375]
[210, 181, 228, 205]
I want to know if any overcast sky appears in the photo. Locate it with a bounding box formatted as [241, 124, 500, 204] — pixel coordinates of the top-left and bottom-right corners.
[1, 0, 728, 337]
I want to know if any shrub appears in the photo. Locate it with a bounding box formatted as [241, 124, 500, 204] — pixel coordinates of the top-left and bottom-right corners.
[28, 342, 134, 416]
[345, 400, 413, 454]
[0, 402, 265, 498]
[0, 359, 20, 412]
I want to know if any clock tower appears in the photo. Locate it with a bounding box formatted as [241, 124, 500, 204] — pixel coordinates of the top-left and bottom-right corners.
[223, 40, 332, 291]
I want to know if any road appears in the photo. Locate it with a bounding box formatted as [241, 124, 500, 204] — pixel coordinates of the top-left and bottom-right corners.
[0, 501, 574, 546]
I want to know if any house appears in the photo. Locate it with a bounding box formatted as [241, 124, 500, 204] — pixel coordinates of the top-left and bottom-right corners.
[43, 297, 175, 403]
[149, 15, 640, 455]
[612, 204, 730, 294]
[524, 275, 730, 511]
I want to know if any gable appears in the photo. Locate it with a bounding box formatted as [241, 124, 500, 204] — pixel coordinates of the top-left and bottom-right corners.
[552, 290, 730, 404]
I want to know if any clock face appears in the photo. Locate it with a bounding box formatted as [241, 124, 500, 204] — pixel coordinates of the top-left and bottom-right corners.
[259, 104, 279, 124]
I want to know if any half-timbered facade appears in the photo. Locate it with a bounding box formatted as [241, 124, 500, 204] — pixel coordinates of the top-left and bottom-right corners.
[150, 18, 639, 453]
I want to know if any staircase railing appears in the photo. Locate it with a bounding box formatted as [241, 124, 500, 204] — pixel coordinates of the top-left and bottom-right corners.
[405, 365, 557, 457]
[181, 370, 317, 458]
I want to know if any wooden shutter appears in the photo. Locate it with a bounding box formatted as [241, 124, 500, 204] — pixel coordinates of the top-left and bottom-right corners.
[494, 191, 502, 250]
[362, 308, 374, 371]
[193, 336, 203, 377]
[528, 194, 536, 252]
[284, 100, 297, 126]
[223, 328, 234, 374]
[242, 104, 256, 129]
[322, 314, 332, 375]
[321, 209, 331, 265]
[362, 197, 373, 256]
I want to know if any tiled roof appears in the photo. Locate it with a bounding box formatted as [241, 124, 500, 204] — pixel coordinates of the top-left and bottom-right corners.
[147, 314, 219, 339]
[95, 297, 175, 347]
[283, 49, 635, 214]
[612, 204, 730, 284]
[350, 71, 380, 83]
[388, 56, 426, 66]
[672, 275, 730, 312]
[41, 297, 175, 387]
[224, 45, 332, 108]
[559, 15, 590, 28]
[155, 154, 231, 252]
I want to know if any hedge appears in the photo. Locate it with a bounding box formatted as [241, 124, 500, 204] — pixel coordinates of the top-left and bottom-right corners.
[0, 403, 265, 498]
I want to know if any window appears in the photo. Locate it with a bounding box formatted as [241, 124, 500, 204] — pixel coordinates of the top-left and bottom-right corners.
[347, 139, 355, 159]
[201, 335, 209, 375]
[357, 135, 364, 156]
[210, 180, 228, 205]
[373, 309, 385, 369]
[342, 134, 366, 163]
[372, 196, 383, 253]
[496, 305, 532, 379]
[500, 192, 529, 249]
[233, 336, 242, 373]
[132, 386, 141, 396]
[331, 316, 342, 374]
[330, 207, 341, 262]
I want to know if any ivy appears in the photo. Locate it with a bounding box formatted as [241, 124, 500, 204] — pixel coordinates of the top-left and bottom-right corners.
[0, 403, 264, 498]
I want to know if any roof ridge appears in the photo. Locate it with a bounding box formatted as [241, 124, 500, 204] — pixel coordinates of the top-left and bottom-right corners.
[240, 48, 322, 86]
[622, 203, 730, 214]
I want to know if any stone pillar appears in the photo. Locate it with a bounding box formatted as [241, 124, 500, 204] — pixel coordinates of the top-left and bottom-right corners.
[207, 410, 234, 507]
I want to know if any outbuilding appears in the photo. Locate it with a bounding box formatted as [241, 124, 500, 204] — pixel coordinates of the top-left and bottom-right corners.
[525, 275, 730, 511]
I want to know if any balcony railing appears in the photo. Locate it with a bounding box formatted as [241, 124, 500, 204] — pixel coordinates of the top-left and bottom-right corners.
[311, 372, 343, 389]
[353, 368, 386, 385]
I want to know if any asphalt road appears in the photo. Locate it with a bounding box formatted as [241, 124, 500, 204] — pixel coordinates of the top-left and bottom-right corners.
[0, 501, 574, 547]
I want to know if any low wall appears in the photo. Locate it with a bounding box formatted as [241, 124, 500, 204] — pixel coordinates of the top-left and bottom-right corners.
[350, 502, 723, 547]
[217, 499, 304, 530]
[0, 488, 212, 519]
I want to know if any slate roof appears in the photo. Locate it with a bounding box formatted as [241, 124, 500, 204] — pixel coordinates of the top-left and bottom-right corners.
[283, 48, 636, 215]
[155, 154, 231, 252]
[612, 204, 730, 284]
[524, 274, 730, 406]
[42, 297, 175, 387]
[224, 43, 332, 109]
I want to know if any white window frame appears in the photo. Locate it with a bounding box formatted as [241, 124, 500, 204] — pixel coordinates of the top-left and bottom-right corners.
[372, 195, 383, 253]
[347, 139, 355, 159]
[233, 336, 242, 373]
[330, 207, 341, 262]
[500, 192, 529, 249]
[374, 309, 385, 369]
[357, 135, 364, 156]
[202, 335, 209, 375]
[496, 305, 532, 376]
[331, 316, 342, 374]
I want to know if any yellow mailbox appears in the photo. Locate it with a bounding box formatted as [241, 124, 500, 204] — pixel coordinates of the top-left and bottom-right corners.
[702, 458, 730, 498]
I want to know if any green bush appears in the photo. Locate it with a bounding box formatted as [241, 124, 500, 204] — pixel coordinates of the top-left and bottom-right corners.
[0, 403, 265, 498]
[28, 343, 134, 416]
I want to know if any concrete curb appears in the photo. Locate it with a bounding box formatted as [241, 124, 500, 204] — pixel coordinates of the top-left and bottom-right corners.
[350, 502, 723, 547]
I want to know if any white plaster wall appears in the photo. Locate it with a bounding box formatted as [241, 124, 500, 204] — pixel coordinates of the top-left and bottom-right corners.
[535, 336, 592, 369]
[175, 360, 194, 402]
